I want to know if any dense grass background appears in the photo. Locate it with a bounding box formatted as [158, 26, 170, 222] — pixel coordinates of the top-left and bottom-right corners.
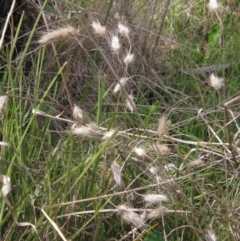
[1, 0, 240, 240]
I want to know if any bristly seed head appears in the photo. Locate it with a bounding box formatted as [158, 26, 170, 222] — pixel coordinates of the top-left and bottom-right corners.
[188, 159, 205, 168]
[102, 130, 115, 140]
[110, 35, 121, 53]
[111, 160, 124, 187]
[205, 229, 217, 241]
[72, 104, 83, 124]
[0, 95, 8, 120]
[134, 147, 146, 157]
[113, 77, 129, 93]
[117, 204, 146, 228]
[71, 122, 99, 138]
[118, 23, 130, 37]
[157, 115, 167, 138]
[123, 52, 134, 66]
[209, 73, 224, 91]
[125, 94, 136, 112]
[143, 194, 169, 206]
[208, 0, 219, 13]
[151, 143, 170, 156]
[38, 26, 77, 45]
[91, 20, 107, 36]
[145, 206, 167, 220]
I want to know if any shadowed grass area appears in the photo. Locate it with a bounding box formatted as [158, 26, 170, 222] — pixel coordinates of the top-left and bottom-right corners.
[0, 0, 240, 240]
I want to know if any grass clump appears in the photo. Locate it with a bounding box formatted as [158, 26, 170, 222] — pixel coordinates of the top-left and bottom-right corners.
[0, 0, 240, 240]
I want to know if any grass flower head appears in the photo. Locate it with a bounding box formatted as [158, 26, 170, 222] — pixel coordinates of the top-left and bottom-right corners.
[118, 23, 130, 37]
[91, 20, 106, 36]
[209, 73, 224, 91]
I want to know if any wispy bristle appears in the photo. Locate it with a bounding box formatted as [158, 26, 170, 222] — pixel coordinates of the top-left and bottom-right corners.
[71, 122, 99, 138]
[0, 95, 8, 120]
[102, 130, 115, 140]
[134, 147, 146, 157]
[205, 229, 217, 241]
[72, 104, 83, 124]
[111, 160, 124, 187]
[113, 78, 129, 94]
[157, 115, 167, 138]
[143, 194, 169, 206]
[123, 52, 134, 66]
[164, 163, 177, 172]
[110, 35, 121, 53]
[125, 94, 136, 112]
[145, 206, 167, 220]
[152, 143, 170, 156]
[117, 205, 146, 228]
[118, 23, 130, 37]
[188, 159, 204, 168]
[38, 26, 77, 45]
[91, 20, 106, 36]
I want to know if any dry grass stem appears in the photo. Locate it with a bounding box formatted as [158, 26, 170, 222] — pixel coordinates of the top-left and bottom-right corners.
[38, 26, 77, 45]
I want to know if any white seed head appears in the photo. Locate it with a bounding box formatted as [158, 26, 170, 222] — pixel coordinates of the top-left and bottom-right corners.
[0, 95, 8, 120]
[111, 160, 123, 187]
[125, 94, 136, 112]
[145, 206, 167, 220]
[188, 159, 204, 168]
[118, 23, 130, 37]
[164, 163, 177, 172]
[117, 205, 146, 228]
[38, 26, 77, 45]
[205, 229, 217, 241]
[123, 52, 134, 66]
[102, 130, 115, 140]
[157, 115, 167, 138]
[152, 143, 170, 156]
[72, 104, 83, 123]
[113, 77, 129, 93]
[91, 20, 106, 36]
[143, 194, 169, 206]
[208, 0, 219, 13]
[134, 147, 146, 157]
[209, 73, 224, 91]
[71, 122, 98, 138]
[110, 35, 121, 53]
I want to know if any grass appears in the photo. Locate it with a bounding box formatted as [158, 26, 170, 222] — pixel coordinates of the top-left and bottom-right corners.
[0, 0, 240, 240]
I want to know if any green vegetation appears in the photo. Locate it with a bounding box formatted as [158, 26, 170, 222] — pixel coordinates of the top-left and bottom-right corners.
[1, 0, 240, 240]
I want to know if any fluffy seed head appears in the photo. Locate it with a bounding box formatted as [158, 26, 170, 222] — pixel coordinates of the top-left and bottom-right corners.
[134, 147, 146, 157]
[125, 94, 136, 112]
[71, 122, 99, 138]
[118, 23, 130, 37]
[117, 205, 146, 228]
[145, 206, 167, 220]
[38, 26, 77, 45]
[205, 229, 217, 241]
[111, 160, 123, 187]
[157, 115, 167, 138]
[113, 78, 129, 93]
[208, 0, 219, 13]
[102, 130, 115, 140]
[110, 35, 121, 53]
[91, 20, 106, 36]
[123, 52, 134, 66]
[152, 143, 170, 156]
[188, 159, 204, 168]
[209, 73, 224, 91]
[164, 163, 177, 172]
[72, 104, 83, 124]
[0, 95, 8, 120]
[143, 194, 169, 206]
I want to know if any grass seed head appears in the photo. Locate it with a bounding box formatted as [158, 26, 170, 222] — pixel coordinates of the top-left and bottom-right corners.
[164, 163, 177, 172]
[209, 73, 224, 91]
[143, 194, 169, 206]
[157, 115, 167, 138]
[117, 205, 146, 228]
[111, 160, 123, 187]
[208, 0, 219, 13]
[110, 35, 121, 53]
[113, 78, 129, 93]
[91, 20, 107, 36]
[125, 94, 136, 112]
[145, 206, 167, 220]
[72, 122, 99, 138]
[73, 104, 83, 124]
[38, 26, 77, 45]
[0, 95, 8, 120]
[102, 130, 115, 140]
[118, 23, 130, 37]
[205, 229, 217, 241]
[134, 147, 146, 157]
[152, 143, 170, 156]
[188, 159, 204, 168]
[123, 52, 134, 66]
